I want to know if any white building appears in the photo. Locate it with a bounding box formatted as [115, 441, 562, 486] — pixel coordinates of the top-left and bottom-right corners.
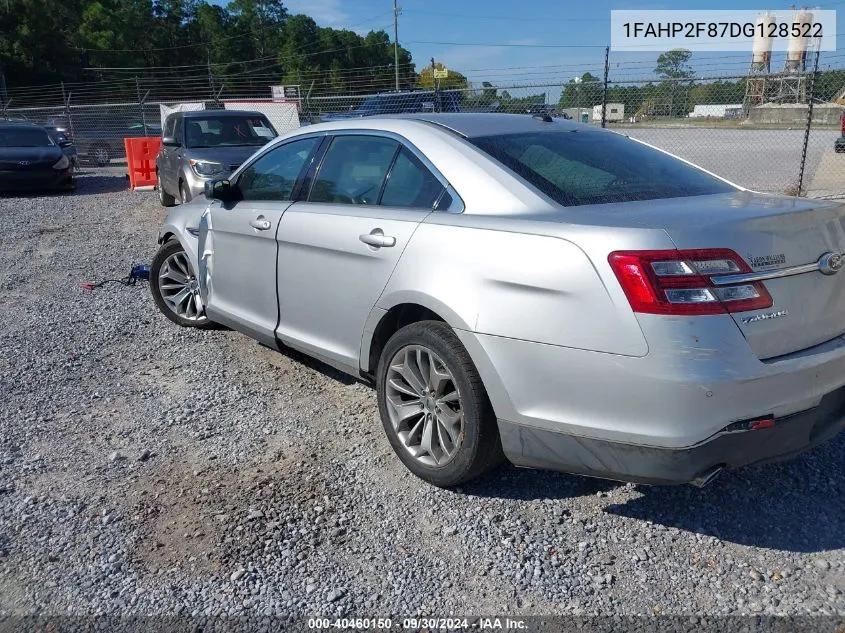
[592, 103, 624, 122]
[689, 104, 743, 118]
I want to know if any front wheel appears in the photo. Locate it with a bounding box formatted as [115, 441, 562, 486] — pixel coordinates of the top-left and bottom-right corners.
[376, 321, 503, 487]
[180, 181, 192, 204]
[150, 240, 213, 329]
[158, 172, 176, 207]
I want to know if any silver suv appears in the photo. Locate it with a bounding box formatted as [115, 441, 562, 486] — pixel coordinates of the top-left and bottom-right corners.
[156, 110, 277, 206]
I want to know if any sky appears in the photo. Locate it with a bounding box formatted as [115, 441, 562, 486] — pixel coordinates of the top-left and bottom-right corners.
[212, 0, 845, 99]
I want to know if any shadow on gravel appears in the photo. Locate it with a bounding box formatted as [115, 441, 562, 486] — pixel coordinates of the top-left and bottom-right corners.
[0, 175, 130, 199]
[274, 344, 359, 386]
[72, 174, 131, 195]
[604, 434, 845, 553]
[462, 462, 620, 501]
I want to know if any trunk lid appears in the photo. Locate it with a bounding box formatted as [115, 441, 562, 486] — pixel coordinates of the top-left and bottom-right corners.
[559, 191, 845, 359]
[593, 191, 845, 360]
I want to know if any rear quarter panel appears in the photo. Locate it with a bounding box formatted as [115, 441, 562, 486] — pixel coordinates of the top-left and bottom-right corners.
[378, 213, 655, 357]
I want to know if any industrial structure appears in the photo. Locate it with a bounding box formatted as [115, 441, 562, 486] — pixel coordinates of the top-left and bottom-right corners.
[744, 9, 820, 111]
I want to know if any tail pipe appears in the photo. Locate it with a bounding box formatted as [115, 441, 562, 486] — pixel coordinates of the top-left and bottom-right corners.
[690, 464, 725, 488]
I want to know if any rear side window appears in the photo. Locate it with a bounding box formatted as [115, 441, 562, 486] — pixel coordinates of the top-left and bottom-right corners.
[309, 136, 398, 205]
[470, 130, 735, 206]
[381, 148, 444, 208]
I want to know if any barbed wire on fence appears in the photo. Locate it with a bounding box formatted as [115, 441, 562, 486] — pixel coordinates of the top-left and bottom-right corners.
[2, 53, 845, 199]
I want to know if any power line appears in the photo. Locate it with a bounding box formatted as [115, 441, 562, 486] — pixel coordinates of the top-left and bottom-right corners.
[403, 9, 604, 22]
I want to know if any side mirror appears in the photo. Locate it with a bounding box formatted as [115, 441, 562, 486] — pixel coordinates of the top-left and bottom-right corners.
[161, 136, 179, 147]
[204, 179, 235, 202]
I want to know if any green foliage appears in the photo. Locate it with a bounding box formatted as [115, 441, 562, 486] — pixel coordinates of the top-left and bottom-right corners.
[655, 49, 694, 79]
[0, 0, 415, 93]
[417, 62, 468, 91]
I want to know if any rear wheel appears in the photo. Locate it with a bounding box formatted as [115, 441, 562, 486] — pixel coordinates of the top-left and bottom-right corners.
[157, 172, 176, 207]
[150, 240, 212, 329]
[376, 321, 503, 487]
[90, 145, 111, 167]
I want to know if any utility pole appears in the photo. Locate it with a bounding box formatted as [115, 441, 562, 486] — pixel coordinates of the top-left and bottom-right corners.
[207, 48, 215, 103]
[393, 0, 401, 91]
[601, 45, 609, 128]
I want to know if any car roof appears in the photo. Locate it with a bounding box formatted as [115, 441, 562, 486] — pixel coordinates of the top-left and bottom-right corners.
[380, 113, 582, 138]
[181, 110, 266, 119]
[0, 120, 41, 129]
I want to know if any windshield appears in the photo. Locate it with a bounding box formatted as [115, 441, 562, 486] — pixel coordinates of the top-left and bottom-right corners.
[184, 116, 277, 149]
[0, 128, 55, 148]
[470, 130, 735, 206]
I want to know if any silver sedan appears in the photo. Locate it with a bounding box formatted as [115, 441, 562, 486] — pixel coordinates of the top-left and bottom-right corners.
[150, 113, 845, 488]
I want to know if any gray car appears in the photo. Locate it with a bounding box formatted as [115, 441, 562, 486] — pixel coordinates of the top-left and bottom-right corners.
[156, 110, 277, 206]
[149, 113, 845, 488]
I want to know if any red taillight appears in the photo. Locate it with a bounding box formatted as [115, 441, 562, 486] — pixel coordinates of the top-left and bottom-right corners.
[841, 112, 845, 135]
[608, 249, 773, 316]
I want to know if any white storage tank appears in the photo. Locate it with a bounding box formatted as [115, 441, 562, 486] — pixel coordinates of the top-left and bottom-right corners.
[786, 9, 814, 72]
[752, 12, 776, 70]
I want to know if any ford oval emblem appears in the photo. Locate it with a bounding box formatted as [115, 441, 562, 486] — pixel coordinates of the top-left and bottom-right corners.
[818, 252, 844, 275]
[19, 160, 30, 166]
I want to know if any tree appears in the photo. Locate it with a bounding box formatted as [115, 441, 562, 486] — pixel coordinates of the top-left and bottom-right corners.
[655, 49, 694, 118]
[417, 63, 468, 91]
[654, 49, 694, 79]
[558, 72, 601, 109]
[0, 0, 416, 97]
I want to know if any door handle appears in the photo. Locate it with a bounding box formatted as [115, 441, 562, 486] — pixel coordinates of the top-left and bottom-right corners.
[249, 217, 272, 231]
[359, 229, 396, 248]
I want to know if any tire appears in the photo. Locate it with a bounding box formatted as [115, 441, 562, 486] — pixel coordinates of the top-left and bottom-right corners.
[376, 320, 503, 487]
[90, 145, 110, 167]
[157, 172, 176, 207]
[180, 180, 191, 204]
[150, 240, 213, 329]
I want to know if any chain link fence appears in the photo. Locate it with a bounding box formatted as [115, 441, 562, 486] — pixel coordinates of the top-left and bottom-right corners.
[3, 54, 845, 199]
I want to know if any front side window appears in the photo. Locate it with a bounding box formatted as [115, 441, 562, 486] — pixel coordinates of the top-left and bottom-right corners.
[163, 116, 176, 138]
[185, 116, 277, 149]
[470, 130, 735, 207]
[237, 137, 319, 202]
[309, 136, 398, 205]
[173, 117, 184, 145]
[380, 148, 444, 209]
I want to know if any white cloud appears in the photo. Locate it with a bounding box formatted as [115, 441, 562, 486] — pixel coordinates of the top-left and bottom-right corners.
[284, 0, 349, 26]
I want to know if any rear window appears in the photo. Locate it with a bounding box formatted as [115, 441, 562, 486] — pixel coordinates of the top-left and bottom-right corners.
[470, 130, 734, 206]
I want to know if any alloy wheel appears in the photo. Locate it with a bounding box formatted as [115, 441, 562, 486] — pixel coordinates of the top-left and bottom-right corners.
[384, 344, 464, 467]
[158, 251, 205, 322]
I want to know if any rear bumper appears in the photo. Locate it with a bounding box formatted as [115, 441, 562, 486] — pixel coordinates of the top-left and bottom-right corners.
[500, 387, 845, 485]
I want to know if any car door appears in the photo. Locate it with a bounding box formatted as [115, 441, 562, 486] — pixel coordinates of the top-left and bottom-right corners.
[275, 133, 448, 374]
[199, 135, 323, 346]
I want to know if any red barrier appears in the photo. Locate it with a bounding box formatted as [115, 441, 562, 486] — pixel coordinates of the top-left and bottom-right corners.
[124, 137, 161, 190]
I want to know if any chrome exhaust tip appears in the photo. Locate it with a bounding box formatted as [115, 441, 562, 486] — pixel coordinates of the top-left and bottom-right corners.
[690, 465, 725, 488]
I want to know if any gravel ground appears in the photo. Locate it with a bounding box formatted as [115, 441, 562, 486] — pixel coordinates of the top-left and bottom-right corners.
[0, 172, 843, 623]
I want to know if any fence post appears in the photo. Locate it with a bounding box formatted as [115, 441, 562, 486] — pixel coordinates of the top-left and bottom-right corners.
[601, 46, 609, 128]
[61, 82, 75, 142]
[797, 49, 821, 197]
[136, 77, 150, 135]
